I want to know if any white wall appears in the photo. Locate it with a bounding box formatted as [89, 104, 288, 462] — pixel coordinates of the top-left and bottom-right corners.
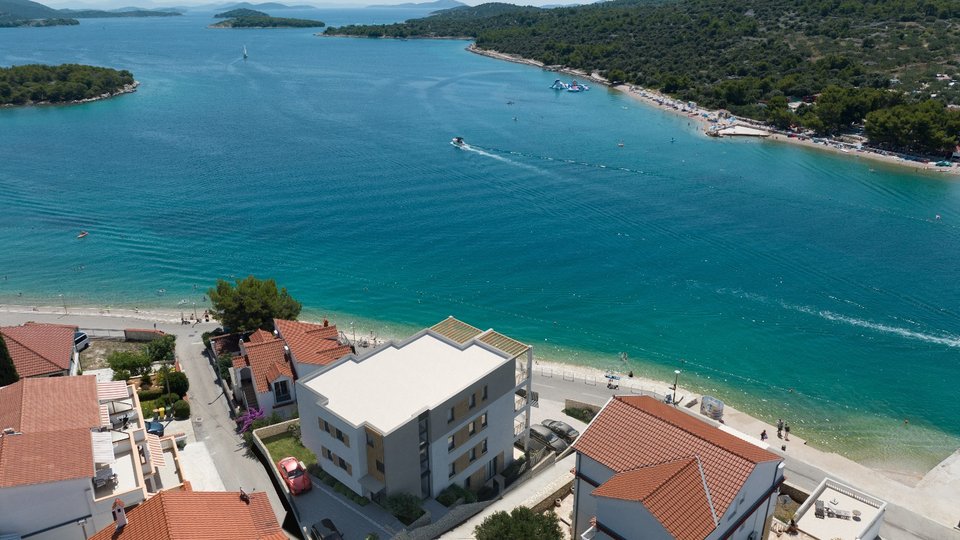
[708, 460, 783, 540]
[595, 497, 673, 540]
[299, 394, 365, 495]
[0, 479, 93, 539]
[573, 453, 616, 537]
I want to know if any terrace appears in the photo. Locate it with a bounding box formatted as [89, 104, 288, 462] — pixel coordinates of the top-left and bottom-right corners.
[793, 478, 886, 540]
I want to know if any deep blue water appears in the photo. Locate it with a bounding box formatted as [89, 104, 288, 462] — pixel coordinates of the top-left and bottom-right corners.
[2, 10, 959, 472]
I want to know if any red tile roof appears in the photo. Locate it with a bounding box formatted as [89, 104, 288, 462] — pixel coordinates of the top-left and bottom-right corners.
[90, 490, 285, 539]
[0, 429, 95, 488]
[209, 333, 242, 357]
[0, 376, 101, 488]
[235, 333, 292, 394]
[274, 319, 351, 367]
[574, 396, 780, 537]
[0, 323, 76, 378]
[247, 329, 275, 343]
[593, 458, 717, 540]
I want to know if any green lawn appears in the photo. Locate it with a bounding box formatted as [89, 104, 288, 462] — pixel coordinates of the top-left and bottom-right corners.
[262, 431, 317, 467]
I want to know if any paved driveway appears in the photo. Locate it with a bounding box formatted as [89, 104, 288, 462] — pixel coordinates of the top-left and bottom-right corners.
[294, 477, 405, 540]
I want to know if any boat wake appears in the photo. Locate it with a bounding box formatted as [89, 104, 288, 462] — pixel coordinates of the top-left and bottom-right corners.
[471, 144, 648, 176]
[455, 142, 544, 173]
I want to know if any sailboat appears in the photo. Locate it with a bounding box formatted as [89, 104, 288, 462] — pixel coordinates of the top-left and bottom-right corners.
[242, 45, 248, 60]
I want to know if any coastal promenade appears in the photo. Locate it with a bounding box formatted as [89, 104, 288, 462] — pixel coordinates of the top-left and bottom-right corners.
[528, 365, 960, 540]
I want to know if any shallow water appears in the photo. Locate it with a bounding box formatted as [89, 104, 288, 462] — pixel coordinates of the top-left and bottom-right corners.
[1, 10, 959, 473]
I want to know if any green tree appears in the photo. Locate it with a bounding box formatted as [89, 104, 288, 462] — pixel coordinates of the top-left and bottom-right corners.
[208, 275, 302, 331]
[144, 334, 176, 365]
[474, 507, 563, 540]
[166, 371, 190, 398]
[107, 350, 152, 378]
[0, 334, 19, 386]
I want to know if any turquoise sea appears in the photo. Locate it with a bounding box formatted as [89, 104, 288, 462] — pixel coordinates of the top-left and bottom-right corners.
[2, 10, 959, 474]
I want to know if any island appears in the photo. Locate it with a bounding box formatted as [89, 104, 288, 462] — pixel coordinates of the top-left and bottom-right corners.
[325, 0, 960, 158]
[214, 8, 268, 18]
[0, 0, 179, 27]
[0, 64, 137, 106]
[210, 10, 324, 28]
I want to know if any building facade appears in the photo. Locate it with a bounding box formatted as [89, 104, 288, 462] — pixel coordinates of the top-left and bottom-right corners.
[298, 317, 532, 501]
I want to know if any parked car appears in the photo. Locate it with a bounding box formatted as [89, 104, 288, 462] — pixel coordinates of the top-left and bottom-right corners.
[529, 424, 569, 454]
[541, 419, 580, 444]
[145, 421, 164, 437]
[310, 518, 343, 540]
[74, 331, 90, 352]
[277, 456, 312, 495]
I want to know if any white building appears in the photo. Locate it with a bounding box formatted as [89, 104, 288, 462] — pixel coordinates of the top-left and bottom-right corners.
[0, 376, 184, 540]
[298, 317, 532, 501]
[792, 478, 886, 540]
[572, 395, 784, 540]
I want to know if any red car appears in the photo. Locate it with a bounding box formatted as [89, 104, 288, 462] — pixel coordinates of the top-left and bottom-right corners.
[277, 457, 312, 495]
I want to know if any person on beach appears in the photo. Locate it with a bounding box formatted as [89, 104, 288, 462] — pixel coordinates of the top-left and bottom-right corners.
[760, 430, 768, 442]
[784, 423, 791, 441]
[777, 419, 784, 438]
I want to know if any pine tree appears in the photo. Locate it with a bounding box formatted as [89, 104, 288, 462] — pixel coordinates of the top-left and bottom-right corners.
[0, 334, 19, 386]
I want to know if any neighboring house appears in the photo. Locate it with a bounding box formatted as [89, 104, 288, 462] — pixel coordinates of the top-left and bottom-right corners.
[791, 478, 886, 540]
[90, 488, 285, 539]
[0, 376, 184, 540]
[230, 329, 297, 418]
[274, 318, 352, 380]
[214, 319, 352, 417]
[572, 395, 784, 540]
[298, 316, 533, 502]
[0, 321, 80, 378]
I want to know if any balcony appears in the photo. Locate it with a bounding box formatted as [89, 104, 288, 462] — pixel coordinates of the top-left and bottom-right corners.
[93, 433, 145, 503]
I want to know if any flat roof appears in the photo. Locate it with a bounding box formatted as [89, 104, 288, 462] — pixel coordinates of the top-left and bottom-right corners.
[795, 479, 885, 540]
[303, 332, 510, 434]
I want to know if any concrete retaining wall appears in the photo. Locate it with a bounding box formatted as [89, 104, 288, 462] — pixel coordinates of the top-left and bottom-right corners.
[251, 419, 302, 526]
[394, 500, 496, 540]
[529, 478, 574, 514]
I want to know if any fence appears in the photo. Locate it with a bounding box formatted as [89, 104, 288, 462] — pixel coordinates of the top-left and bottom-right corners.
[534, 365, 667, 401]
[251, 420, 302, 526]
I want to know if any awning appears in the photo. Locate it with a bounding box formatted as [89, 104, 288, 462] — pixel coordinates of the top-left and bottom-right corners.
[91, 431, 116, 464]
[146, 434, 166, 469]
[97, 381, 129, 402]
[100, 405, 111, 428]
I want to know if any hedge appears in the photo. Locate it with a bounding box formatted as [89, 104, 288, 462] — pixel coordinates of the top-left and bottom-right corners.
[172, 399, 190, 420]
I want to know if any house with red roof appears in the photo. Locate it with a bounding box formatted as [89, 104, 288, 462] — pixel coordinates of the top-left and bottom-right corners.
[572, 396, 784, 540]
[0, 322, 80, 378]
[90, 488, 285, 539]
[214, 319, 353, 417]
[0, 376, 184, 540]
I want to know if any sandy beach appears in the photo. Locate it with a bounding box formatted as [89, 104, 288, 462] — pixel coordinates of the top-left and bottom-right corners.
[467, 44, 960, 178]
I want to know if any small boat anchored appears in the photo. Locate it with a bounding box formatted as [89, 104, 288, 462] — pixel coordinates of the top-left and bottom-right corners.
[77, 231, 89, 239]
[242, 45, 248, 60]
[451, 136, 465, 148]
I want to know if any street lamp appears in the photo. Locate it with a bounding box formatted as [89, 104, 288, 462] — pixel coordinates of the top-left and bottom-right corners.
[192, 302, 198, 321]
[673, 370, 681, 407]
[59, 294, 67, 314]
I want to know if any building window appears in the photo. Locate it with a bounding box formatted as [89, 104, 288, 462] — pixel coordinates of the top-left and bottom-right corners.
[469, 393, 476, 409]
[447, 407, 454, 423]
[367, 433, 375, 447]
[273, 380, 291, 403]
[447, 436, 455, 451]
[470, 448, 477, 462]
[480, 413, 488, 428]
[482, 385, 488, 400]
[468, 421, 476, 436]
[448, 462, 456, 478]
[481, 439, 488, 455]
[376, 460, 385, 474]
[465, 476, 471, 489]
[338, 457, 347, 470]
[319, 419, 325, 432]
[322, 447, 332, 460]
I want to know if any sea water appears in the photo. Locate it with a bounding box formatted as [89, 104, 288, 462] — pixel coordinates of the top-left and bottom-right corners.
[2, 10, 959, 474]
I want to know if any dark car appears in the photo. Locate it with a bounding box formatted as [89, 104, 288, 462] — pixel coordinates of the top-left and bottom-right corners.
[529, 424, 568, 454]
[310, 518, 343, 540]
[146, 421, 164, 437]
[541, 419, 580, 444]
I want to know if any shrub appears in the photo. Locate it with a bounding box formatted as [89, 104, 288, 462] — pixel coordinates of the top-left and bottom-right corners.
[383, 493, 425, 525]
[137, 388, 164, 402]
[112, 369, 131, 382]
[477, 484, 498, 502]
[140, 373, 152, 388]
[474, 507, 562, 540]
[166, 371, 189, 398]
[437, 483, 477, 507]
[107, 350, 151, 377]
[365, 535, 379, 540]
[172, 399, 190, 420]
[562, 407, 596, 424]
[217, 352, 235, 382]
[160, 392, 181, 405]
[502, 456, 526, 481]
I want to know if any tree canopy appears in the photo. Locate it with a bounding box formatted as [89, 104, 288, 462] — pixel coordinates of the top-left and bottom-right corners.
[208, 275, 302, 332]
[0, 334, 19, 386]
[144, 334, 176, 365]
[474, 507, 562, 540]
[210, 14, 324, 28]
[326, 0, 960, 155]
[0, 64, 134, 106]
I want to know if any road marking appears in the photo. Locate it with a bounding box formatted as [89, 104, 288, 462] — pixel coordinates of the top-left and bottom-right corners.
[309, 479, 392, 536]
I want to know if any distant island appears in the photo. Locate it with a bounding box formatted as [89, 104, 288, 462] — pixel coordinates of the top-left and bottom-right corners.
[0, 0, 179, 27]
[326, 0, 960, 158]
[210, 9, 324, 28]
[196, 2, 316, 10]
[0, 64, 137, 107]
[367, 0, 464, 9]
[213, 7, 266, 18]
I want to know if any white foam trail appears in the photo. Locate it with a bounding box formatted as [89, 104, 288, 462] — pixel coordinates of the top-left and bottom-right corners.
[457, 144, 542, 172]
[797, 306, 960, 348]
